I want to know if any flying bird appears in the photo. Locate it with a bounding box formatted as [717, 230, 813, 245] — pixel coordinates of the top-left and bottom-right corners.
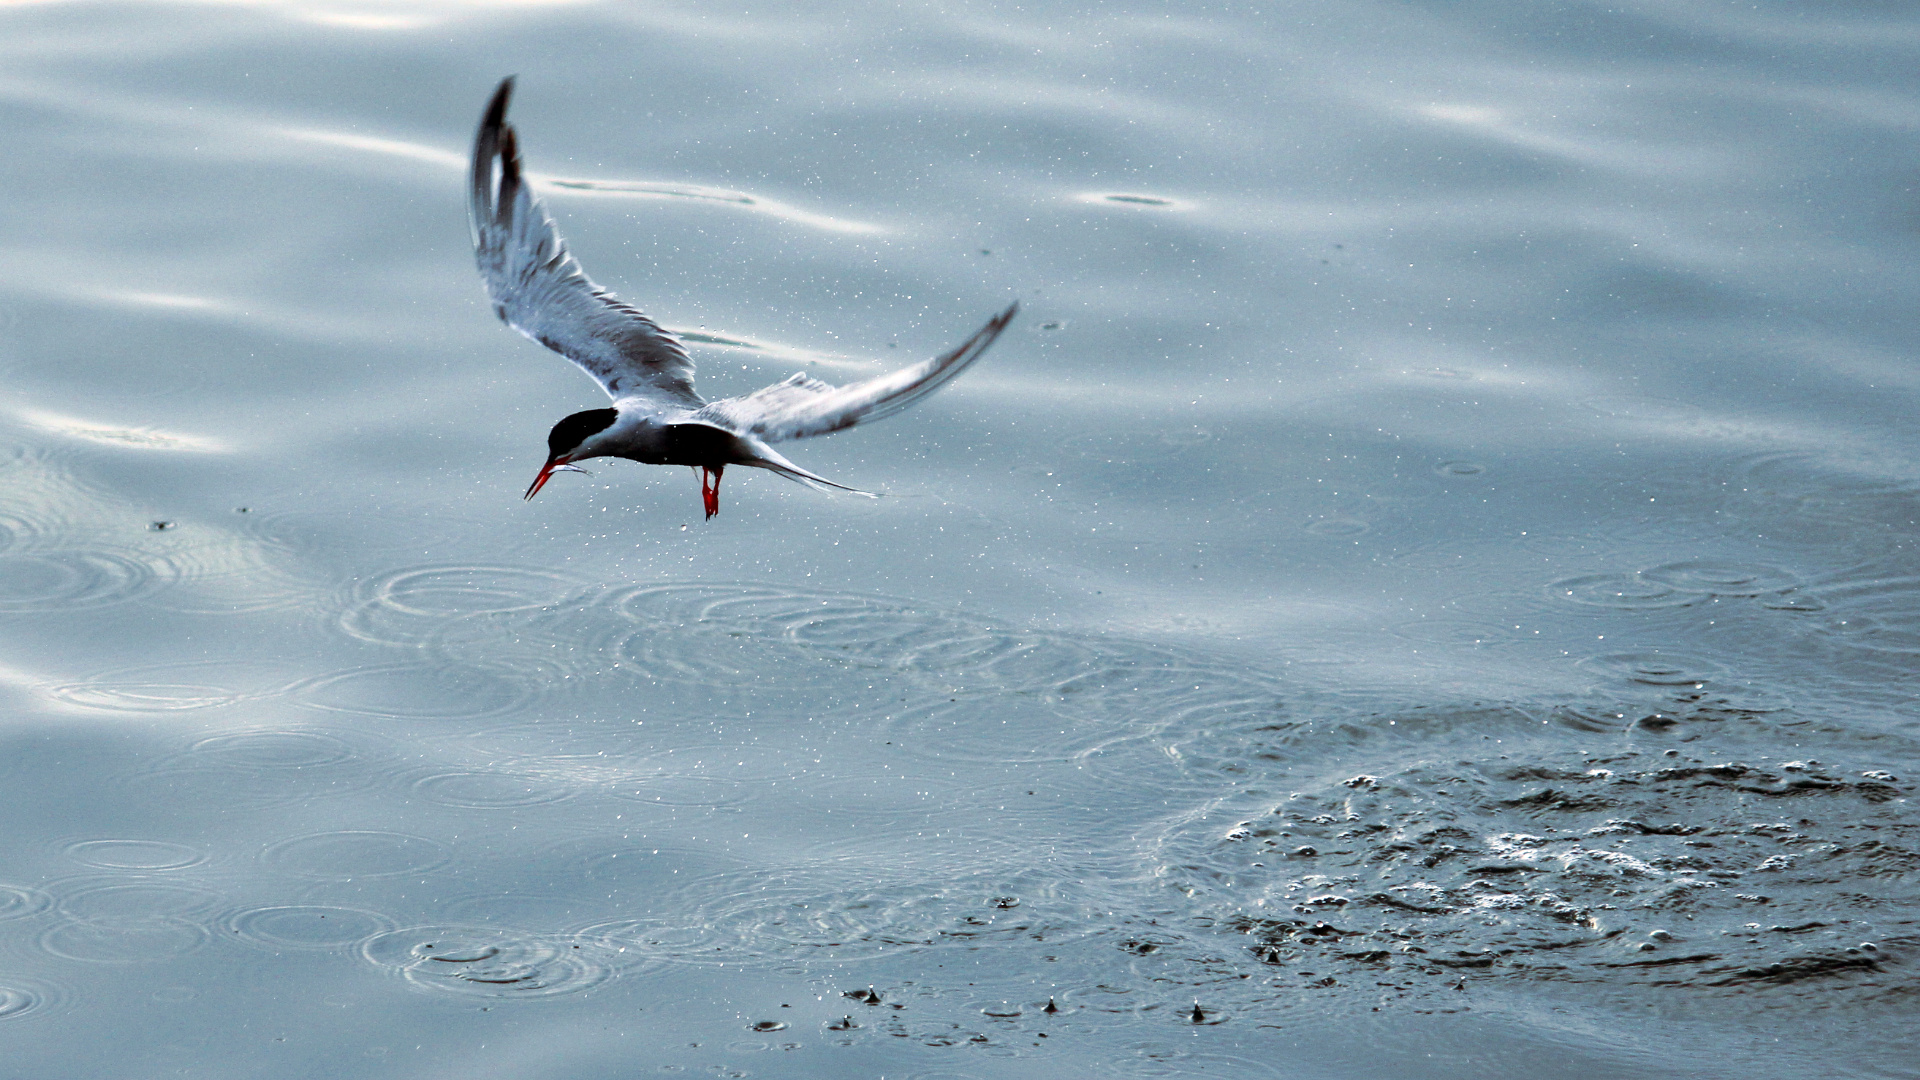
[468, 77, 1017, 518]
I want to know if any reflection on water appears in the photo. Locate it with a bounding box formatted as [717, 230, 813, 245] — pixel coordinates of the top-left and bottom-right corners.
[2, 1, 1919, 1076]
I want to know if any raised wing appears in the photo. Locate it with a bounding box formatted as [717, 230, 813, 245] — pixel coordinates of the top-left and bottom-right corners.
[692, 302, 1017, 442]
[470, 77, 701, 408]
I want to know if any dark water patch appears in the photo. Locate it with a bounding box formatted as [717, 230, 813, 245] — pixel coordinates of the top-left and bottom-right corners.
[1098, 193, 1178, 207]
[360, 925, 627, 999]
[224, 904, 394, 951]
[63, 839, 206, 871]
[261, 831, 450, 880]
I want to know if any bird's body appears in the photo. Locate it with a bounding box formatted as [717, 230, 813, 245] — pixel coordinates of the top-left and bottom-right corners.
[468, 77, 1016, 517]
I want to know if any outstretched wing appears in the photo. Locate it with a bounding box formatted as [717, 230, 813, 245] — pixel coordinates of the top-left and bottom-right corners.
[470, 77, 701, 409]
[692, 302, 1017, 443]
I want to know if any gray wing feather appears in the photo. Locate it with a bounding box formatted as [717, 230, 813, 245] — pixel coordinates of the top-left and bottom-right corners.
[692, 302, 1017, 442]
[470, 78, 701, 408]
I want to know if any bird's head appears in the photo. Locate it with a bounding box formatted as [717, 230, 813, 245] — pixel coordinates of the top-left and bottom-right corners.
[525, 407, 617, 500]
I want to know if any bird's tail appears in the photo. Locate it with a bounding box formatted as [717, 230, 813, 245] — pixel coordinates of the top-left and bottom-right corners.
[745, 444, 880, 498]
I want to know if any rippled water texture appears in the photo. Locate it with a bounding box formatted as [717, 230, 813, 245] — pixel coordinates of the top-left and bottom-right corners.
[2, 2, 1918, 1077]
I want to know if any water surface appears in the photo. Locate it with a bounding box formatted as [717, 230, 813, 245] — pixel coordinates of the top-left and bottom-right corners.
[1, 2, 1917, 1077]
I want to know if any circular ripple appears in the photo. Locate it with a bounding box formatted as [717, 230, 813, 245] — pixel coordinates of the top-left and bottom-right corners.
[0, 511, 27, 554]
[56, 881, 223, 921]
[262, 831, 450, 880]
[1640, 560, 1797, 597]
[410, 770, 577, 809]
[1730, 451, 1920, 503]
[0, 884, 53, 920]
[1548, 573, 1695, 611]
[50, 659, 300, 715]
[65, 839, 206, 871]
[1578, 650, 1728, 691]
[609, 582, 1001, 686]
[609, 588, 806, 682]
[1808, 576, 1920, 654]
[39, 918, 209, 963]
[0, 982, 53, 1022]
[226, 905, 394, 950]
[361, 926, 623, 999]
[0, 550, 165, 612]
[604, 867, 1109, 967]
[49, 681, 240, 712]
[291, 663, 532, 721]
[340, 564, 582, 648]
[189, 729, 357, 768]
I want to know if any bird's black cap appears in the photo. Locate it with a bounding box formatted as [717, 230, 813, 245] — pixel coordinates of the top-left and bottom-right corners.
[548, 408, 617, 457]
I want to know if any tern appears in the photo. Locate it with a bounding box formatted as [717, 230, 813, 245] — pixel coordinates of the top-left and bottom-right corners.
[468, 77, 1017, 518]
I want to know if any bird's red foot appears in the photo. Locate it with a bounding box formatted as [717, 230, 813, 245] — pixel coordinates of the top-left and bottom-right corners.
[699, 465, 723, 519]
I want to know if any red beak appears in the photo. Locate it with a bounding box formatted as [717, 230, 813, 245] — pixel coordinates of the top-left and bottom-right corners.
[524, 456, 566, 500]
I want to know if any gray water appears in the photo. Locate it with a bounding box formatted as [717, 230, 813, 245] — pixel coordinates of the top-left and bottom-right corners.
[2, 2, 1917, 1077]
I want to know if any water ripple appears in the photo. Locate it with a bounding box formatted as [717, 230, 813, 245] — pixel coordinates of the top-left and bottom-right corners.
[0, 884, 53, 921]
[337, 564, 584, 650]
[37, 919, 210, 964]
[0, 549, 167, 612]
[360, 925, 630, 999]
[0, 980, 61, 1023]
[262, 831, 450, 880]
[224, 904, 395, 951]
[290, 662, 538, 721]
[63, 839, 207, 871]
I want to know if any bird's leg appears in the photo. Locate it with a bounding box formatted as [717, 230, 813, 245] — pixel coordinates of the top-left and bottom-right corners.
[700, 464, 724, 519]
